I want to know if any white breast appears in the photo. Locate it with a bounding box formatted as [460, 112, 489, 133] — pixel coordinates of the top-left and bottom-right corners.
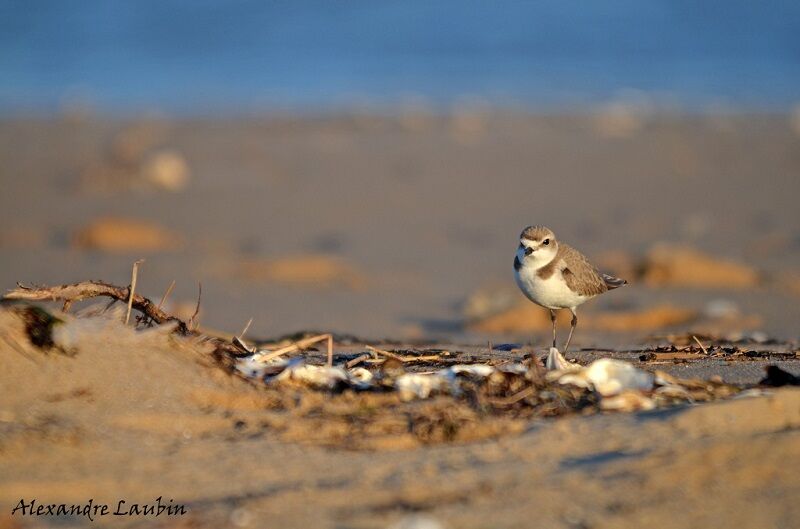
[515, 261, 588, 310]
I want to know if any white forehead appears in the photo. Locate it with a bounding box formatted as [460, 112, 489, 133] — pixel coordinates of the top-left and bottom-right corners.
[520, 236, 555, 247]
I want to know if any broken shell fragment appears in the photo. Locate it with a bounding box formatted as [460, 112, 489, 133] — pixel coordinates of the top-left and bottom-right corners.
[396, 365, 495, 401]
[450, 364, 495, 377]
[273, 362, 350, 390]
[496, 363, 528, 375]
[348, 367, 373, 382]
[235, 355, 289, 379]
[558, 358, 654, 397]
[395, 373, 448, 401]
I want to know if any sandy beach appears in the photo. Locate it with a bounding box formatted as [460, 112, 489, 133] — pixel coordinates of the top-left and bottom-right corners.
[0, 302, 798, 529]
[1, 111, 800, 528]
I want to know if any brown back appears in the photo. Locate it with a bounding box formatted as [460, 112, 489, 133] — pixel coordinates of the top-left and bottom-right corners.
[537, 243, 608, 296]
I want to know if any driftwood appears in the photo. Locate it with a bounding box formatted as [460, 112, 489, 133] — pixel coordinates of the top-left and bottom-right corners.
[3, 280, 337, 366]
[4, 281, 190, 334]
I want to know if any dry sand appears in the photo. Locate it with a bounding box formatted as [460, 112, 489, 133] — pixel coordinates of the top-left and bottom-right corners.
[1, 305, 799, 529]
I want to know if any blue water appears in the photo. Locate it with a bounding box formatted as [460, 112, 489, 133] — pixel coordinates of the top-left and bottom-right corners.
[1, 1, 798, 114]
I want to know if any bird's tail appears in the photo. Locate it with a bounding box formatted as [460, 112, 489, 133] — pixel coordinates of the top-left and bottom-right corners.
[602, 273, 628, 290]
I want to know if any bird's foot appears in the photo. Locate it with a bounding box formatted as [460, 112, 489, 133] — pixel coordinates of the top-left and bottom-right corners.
[545, 347, 581, 372]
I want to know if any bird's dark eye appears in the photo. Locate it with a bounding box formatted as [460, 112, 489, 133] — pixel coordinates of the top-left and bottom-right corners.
[543, 238, 550, 245]
[524, 247, 533, 256]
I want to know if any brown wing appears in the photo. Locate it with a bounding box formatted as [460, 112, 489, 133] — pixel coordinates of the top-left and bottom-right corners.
[559, 244, 608, 296]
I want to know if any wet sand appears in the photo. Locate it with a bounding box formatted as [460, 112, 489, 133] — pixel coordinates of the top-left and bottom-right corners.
[1, 111, 799, 344]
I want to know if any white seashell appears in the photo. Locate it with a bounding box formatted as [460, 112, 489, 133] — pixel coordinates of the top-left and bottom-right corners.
[558, 358, 654, 397]
[235, 355, 266, 378]
[554, 372, 591, 389]
[274, 362, 349, 390]
[394, 365, 499, 401]
[235, 356, 289, 379]
[496, 362, 528, 375]
[582, 359, 654, 396]
[395, 373, 448, 401]
[449, 364, 495, 377]
[347, 367, 375, 389]
[546, 347, 582, 372]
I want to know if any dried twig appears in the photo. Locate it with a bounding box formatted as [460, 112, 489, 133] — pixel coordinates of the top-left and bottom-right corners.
[135, 278, 176, 327]
[487, 386, 535, 407]
[408, 355, 443, 363]
[366, 345, 442, 364]
[257, 334, 333, 364]
[346, 353, 371, 369]
[3, 281, 189, 334]
[238, 318, 254, 340]
[157, 280, 176, 311]
[367, 345, 408, 362]
[189, 282, 202, 331]
[692, 335, 709, 355]
[125, 259, 145, 325]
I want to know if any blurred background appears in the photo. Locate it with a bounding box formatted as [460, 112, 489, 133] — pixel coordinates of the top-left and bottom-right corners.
[1, 1, 799, 344]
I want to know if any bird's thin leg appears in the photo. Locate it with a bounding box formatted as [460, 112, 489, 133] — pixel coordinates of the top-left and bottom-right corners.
[563, 309, 578, 353]
[549, 309, 557, 349]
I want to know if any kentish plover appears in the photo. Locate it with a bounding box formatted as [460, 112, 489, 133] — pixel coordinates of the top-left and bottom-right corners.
[514, 225, 627, 352]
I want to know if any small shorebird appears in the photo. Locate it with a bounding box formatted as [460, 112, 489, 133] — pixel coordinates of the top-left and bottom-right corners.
[514, 225, 627, 352]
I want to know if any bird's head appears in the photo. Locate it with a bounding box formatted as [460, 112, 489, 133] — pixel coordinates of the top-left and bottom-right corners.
[517, 225, 558, 268]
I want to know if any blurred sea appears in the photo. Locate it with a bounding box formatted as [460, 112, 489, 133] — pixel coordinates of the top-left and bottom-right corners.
[1, 0, 799, 114]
